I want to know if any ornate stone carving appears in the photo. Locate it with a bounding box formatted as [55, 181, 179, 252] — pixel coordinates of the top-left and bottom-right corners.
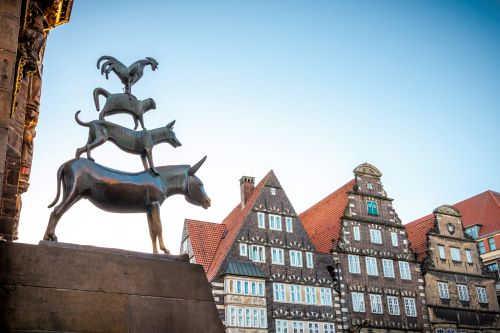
[433, 204, 462, 217]
[353, 162, 382, 178]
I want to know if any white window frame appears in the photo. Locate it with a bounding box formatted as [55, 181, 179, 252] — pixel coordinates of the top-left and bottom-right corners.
[271, 187, 276, 195]
[370, 229, 382, 244]
[292, 321, 304, 333]
[324, 323, 335, 333]
[348, 254, 361, 274]
[257, 212, 265, 228]
[438, 245, 446, 259]
[320, 287, 333, 306]
[391, 232, 398, 246]
[352, 292, 365, 312]
[273, 283, 286, 302]
[399, 261, 412, 280]
[305, 286, 317, 305]
[308, 322, 320, 333]
[240, 243, 247, 256]
[290, 285, 302, 303]
[465, 249, 473, 263]
[269, 214, 282, 231]
[290, 250, 303, 267]
[382, 259, 395, 278]
[387, 296, 400, 315]
[249, 245, 265, 263]
[271, 247, 284, 265]
[370, 294, 383, 314]
[438, 282, 449, 299]
[353, 226, 360, 241]
[450, 247, 461, 262]
[403, 297, 417, 317]
[306, 252, 314, 268]
[276, 319, 289, 333]
[366, 257, 378, 276]
[457, 284, 469, 301]
[476, 286, 488, 303]
[285, 217, 293, 232]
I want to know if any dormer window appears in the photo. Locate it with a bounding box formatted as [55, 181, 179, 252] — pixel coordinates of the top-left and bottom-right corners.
[270, 188, 276, 195]
[465, 225, 481, 240]
[367, 201, 379, 216]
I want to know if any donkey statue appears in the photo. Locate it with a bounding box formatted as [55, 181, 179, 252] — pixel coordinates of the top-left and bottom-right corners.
[44, 157, 210, 254]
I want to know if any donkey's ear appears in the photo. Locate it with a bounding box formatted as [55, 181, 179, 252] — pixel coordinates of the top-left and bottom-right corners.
[188, 156, 207, 175]
[166, 120, 176, 128]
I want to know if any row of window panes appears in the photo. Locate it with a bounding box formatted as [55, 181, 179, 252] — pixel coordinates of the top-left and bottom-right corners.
[225, 306, 267, 328]
[258, 212, 293, 232]
[224, 278, 265, 297]
[438, 245, 473, 263]
[273, 283, 333, 306]
[241, 244, 314, 268]
[351, 293, 417, 317]
[348, 255, 411, 279]
[353, 227, 398, 246]
[276, 319, 335, 333]
[478, 237, 497, 254]
[436, 329, 462, 333]
[437, 282, 488, 303]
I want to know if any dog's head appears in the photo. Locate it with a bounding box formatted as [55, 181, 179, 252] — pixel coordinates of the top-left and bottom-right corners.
[163, 120, 182, 148]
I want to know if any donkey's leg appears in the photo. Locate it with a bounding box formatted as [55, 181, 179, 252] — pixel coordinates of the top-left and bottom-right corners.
[151, 202, 169, 254]
[146, 209, 158, 254]
[43, 190, 81, 241]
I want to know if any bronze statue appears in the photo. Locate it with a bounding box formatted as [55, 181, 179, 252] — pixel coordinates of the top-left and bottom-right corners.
[74, 111, 181, 175]
[96, 56, 158, 94]
[44, 157, 210, 254]
[93, 88, 156, 130]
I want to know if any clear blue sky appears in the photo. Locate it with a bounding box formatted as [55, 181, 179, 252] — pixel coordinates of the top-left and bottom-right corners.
[19, 0, 500, 253]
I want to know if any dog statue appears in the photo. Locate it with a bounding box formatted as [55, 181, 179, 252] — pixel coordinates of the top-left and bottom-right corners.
[93, 87, 156, 130]
[44, 157, 210, 254]
[74, 111, 181, 175]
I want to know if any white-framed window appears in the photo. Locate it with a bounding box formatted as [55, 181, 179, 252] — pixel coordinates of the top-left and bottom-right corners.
[367, 200, 379, 215]
[382, 259, 395, 278]
[257, 212, 265, 228]
[292, 321, 304, 333]
[290, 250, 303, 267]
[438, 282, 449, 299]
[353, 226, 360, 241]
[290, 285, 302, 303]
[403, 297, 417, 317]
[249, 245, 265, 263]
[225, 278, 265, 296]
[324, 323, 335, 333]
[226, 305, 267, 328]
[399, 261, 411, 280]
[438, 245, 446, 259]
[366, 257, 378, 276]
[181, 238, 189, 252]
[276, 319, 289, 333]
[240, 243, 247, 256]
[370, 229, 382, 244]
[227, 306, 236, 326]
[387, 296, 400, 315]
[269, 214, 282, 231]
[465, 249, 473, 263]
[271, 247, 284, 265]
[308, 322, 320, 333]
[271, 187, 276, 195]
[457, 284, 469, 301]
[450, 247, 461, 262]
[476, 286, 488, 303]
[273, 283, 286, 302]
[285, 217, 293, 232]
[305, 286, 317, 304]
[352, 292, 365, 312]
[320, 288, 333, 306]
[348, 254, 361, 274]
[306, 252, 314, 268]
[370, 294, 383, 314]
[391, 232, 398, 246]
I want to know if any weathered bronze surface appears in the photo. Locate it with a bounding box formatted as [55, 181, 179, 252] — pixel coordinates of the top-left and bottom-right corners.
[96, 56, 158, 94]
[93, 87, 156, 130]
[74, 111, 181, 175]
[44, 157, 210, 254]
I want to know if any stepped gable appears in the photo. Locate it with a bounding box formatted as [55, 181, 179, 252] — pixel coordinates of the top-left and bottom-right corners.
[299, 179, 355, 253]
[184, 219, 226, 273]
[206, 170, 275, 281]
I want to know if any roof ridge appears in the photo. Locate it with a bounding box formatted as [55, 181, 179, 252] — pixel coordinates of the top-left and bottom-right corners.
[487, 190, 500, 206]
[301, 179, 354, 217]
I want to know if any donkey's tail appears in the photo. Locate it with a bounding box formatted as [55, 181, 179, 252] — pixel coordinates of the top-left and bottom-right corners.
[93, 87, 110, 111]
[48, 163, 65, 208]
[74, 111, 90, 127]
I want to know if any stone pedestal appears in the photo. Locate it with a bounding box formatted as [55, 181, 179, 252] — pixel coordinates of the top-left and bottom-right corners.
[0, 241, 224, 333]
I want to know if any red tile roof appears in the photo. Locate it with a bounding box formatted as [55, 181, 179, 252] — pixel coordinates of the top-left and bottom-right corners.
[299, 179, 355, 254]
[206, 170, 275, 281]
[406, 190, 500, 262]
[184, 219, 226, 273]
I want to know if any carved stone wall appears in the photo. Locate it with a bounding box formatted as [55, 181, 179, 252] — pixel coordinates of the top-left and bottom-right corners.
[0, 0, 72, 241]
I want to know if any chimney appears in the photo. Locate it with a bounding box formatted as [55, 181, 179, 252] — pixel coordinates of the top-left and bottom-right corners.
[240, 176, 255, 209]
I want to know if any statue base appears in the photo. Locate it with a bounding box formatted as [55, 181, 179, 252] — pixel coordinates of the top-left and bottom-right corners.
[0, 241, 224, 333]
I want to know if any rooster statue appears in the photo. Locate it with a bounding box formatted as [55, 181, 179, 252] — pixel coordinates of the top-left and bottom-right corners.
[96, 56, 159, 94]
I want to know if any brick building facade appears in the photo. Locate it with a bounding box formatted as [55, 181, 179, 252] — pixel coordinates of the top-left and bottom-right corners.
[181, 171, 342, 333]
[406, 205, 500, 332]
[300, 163, 430, 333]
